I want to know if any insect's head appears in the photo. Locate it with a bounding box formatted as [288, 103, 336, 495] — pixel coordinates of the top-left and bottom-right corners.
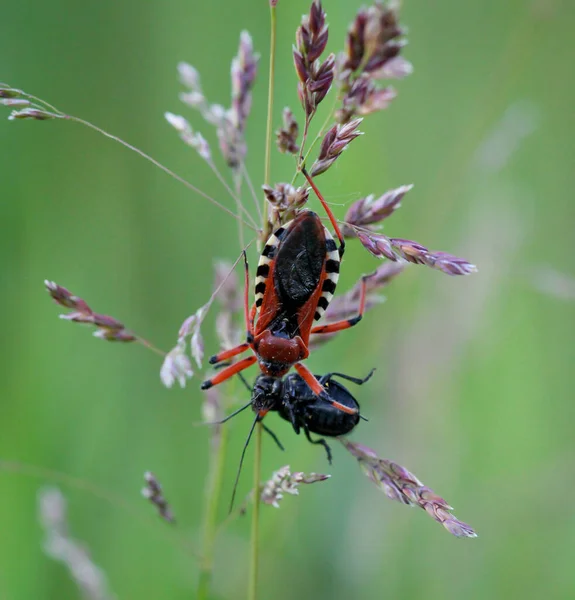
[251, 374, 284, 416]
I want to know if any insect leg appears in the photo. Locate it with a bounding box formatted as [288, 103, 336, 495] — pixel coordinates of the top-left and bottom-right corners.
[208, 342, 251, 365]
[235, 371, 253, 393]
[213, 362, 254, 395]
[294, 362, 358, 415]
[204, 400, 253, 424]
[310, 275, 368, 335]
[229, 414, 259, 513]
[263, 423, 285, 451]
[302, 425, 333, 464]
[320, 368, 376, 387]
[241, 250, 257, 342]
[201, 355, 257, 390]
[208, 251, 256, 365]
[301, 166, 345, 257]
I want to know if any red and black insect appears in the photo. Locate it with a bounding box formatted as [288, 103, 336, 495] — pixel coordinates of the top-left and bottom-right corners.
[201, 168, 369, 416]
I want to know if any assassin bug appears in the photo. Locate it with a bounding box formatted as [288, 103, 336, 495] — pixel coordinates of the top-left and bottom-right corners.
[201, 168, 369, 416]
[214, 367, 373, 510]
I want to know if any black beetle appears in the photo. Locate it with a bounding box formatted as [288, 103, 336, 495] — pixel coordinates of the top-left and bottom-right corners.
[211, 366, 373, 510]
[249, 369, 374, 463]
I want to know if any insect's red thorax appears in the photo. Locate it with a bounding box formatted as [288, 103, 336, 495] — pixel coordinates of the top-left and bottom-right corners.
[253, 330, 308, 376]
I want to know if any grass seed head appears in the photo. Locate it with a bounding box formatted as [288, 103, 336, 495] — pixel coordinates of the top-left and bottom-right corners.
[340, 440, 477, 538]
[261, 465, 330, 508]
[142, 472, 175, 524]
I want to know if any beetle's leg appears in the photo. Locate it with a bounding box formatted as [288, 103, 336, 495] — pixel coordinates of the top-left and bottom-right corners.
[320, 368, 376, 387]
[278, 394, 300, 434]
[235, 370, 252, 393]
[263, 423, 285, 451]
[318, 371, 372, 423]
[302, 425, 333, 464]
[294, 363, 358, 415]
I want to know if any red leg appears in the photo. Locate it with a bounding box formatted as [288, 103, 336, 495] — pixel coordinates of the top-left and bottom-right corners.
[311, 275, 367, 335]
[302, 167, 345, 256]
[242, 251, 255, 341]
[248, 303, 257, 338]
[208, 253, 255, 366]
[201, 355, 257, 390]
[294, 362, 358, 415]
[209, 343, 251, 365]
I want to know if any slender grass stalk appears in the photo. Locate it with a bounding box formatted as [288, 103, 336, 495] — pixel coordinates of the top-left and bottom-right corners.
[207, 159, 260, 230]
[197, 425, 229, 599]
[66, 115, 257, 230]
[5, 86, 257, 230]
[261, 2, 277, 243]
[297, 116, 311, 171]
[248, 423, 263, 600]
[233, 171, 246, 250]
[241, 161, 263, 223]
[248, 3, 277, 596]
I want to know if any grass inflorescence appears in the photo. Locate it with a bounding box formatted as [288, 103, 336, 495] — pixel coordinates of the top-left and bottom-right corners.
[1, 1, 479, 598]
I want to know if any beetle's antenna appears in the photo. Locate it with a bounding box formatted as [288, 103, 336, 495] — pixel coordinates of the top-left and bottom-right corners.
[201, 400, 253, 426]
[229, 414, 260, 513]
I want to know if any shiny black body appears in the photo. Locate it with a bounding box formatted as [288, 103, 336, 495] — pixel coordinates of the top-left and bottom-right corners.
[250, 370, 373, 463]
[273, 214, 326, 313]
[215, 365, 372, 510]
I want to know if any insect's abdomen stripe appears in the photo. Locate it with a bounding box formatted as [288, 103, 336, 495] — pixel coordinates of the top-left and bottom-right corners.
[325, 238, 337, 253]
[254, 226, 287, 311]
[325, 259, 340, 274]
[314, 227, 340, 321]
[256, 264, 270, 278]
[322, 279, 336, 294]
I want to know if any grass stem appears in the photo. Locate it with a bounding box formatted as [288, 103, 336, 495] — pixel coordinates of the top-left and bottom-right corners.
[261, 2, 277, 243]
[197, 425, 229, 599]
[248, 423, 263, 600]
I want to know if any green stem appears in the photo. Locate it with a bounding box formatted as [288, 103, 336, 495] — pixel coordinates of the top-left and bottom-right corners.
[197, 425, 229, 599]
[261, 2, 277, 244]
[248, 423, 263, 600]
[250, 1, 276, 588]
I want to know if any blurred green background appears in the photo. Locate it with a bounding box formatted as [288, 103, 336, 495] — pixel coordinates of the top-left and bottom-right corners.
[1, 0, 574, 598]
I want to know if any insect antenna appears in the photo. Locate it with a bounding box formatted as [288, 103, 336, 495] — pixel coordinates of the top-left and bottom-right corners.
[220, 370, 285, 449]
[229, 413, 260, 513]
[202, 400, 253, 426]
